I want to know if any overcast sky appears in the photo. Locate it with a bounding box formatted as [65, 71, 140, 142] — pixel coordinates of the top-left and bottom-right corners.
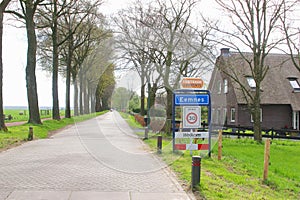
[2, 0, 218, 107]
[2, 0, 130, 107]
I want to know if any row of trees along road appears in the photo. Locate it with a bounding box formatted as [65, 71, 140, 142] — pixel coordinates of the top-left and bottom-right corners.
[0, 0, 115, 131]
[113, 0, 214, 132]
[114, 0, 299, 142]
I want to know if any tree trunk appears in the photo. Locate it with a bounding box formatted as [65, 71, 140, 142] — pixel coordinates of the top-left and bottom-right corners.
[51, 0, 60, 120]
[164, 87, 173, 134]
[95, 83, 101, 112]
[140, 82, 145, 115]
[83, 80, 89, 114]
[73, 77, 79, 116]
[84, 83, 89, 114]
[253, 85, 262, 142]
[65, 36, 72, 118]
[90, 88, 95, 113]
[149, 82, 158, 109]
[0, 5, 8, 131]
[163, 50, 173, 134]
[79, 72, 84, 115]
[26, 3, 41, 124]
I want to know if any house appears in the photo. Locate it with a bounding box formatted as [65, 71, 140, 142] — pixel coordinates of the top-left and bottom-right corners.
[208, 48, 300, 130]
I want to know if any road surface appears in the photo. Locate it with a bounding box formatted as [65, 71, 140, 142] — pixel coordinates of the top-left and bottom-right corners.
[0, 111, 194, 200]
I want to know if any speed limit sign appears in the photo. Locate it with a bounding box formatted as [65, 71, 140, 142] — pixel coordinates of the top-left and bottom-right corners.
[183, 106, 201, 128]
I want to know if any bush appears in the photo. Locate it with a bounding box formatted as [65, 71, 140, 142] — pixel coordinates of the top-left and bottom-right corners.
[132, 108, 141, 114]
[134, 114, 146, 126]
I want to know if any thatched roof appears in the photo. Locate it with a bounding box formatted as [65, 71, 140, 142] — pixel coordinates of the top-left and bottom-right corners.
[214, 50, 300, 111]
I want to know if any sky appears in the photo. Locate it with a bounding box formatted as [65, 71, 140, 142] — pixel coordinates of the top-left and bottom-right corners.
[2, 0, 130, 107]
[2, 0, 218, 107]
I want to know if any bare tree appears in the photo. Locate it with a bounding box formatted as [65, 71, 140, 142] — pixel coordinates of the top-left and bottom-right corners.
[54, 0, 103, 118]
[113, 1, 157, 116]
[7, 0, 44, 124]
[212, 0, 296, 142]
[84, 38, 114, 113]
[0, 0, 12, 131]
[141, 0, 213, 132]
[37, 0, 74, 120]
[280, 1, 300, 72]
[73, 21, 110, 115]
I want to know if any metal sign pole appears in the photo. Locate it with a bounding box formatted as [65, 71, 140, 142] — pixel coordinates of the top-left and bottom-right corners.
[172, 92, 176, 152]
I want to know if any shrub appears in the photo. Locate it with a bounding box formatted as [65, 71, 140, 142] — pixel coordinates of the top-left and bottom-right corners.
[134, 114, 146, 126]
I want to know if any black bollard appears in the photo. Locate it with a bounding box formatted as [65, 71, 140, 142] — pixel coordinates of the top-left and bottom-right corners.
[144, 127, 149, 140]
[157, 135, 162, 153]
[28, 127, 33, 141]
[191, 156, 201, 188]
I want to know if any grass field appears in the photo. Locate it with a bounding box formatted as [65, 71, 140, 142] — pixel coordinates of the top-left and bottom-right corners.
[0, 110, 108, 150]
[121, 112, 300, 200]
[3, 109, 67, 122]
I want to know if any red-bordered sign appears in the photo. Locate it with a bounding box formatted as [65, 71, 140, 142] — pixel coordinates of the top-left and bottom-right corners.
[186, 112, 198, 124]
[183, 106, 201, 128]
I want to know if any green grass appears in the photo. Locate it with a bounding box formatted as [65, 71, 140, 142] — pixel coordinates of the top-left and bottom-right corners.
[4, 109, 50, 122]
[3, 109, 74, 122]
[119, 112, 144, 129]
[121, 112, 300, 200]
[0, 111, 108, 150]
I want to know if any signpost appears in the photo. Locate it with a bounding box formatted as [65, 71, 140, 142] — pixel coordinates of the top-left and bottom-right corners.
[172, 87, 211, 155]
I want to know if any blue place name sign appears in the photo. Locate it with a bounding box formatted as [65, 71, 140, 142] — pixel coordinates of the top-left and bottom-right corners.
[174, 94, 210, 106]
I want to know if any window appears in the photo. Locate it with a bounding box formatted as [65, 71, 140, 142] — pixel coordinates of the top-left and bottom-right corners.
[251, 108, 263, 122]
[224, 79, 228, 94]
[293, 111, 299, 130]
[246, 77, 256, 88]
[230, 108, 236, 122]
[288, 78, 300, 91]
[217, 80, 222, 94]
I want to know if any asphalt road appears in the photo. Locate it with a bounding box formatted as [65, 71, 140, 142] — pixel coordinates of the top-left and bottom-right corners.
[0, 111, 194, 200]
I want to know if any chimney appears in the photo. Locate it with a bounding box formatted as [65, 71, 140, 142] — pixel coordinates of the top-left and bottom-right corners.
[220, 48, 230, 56]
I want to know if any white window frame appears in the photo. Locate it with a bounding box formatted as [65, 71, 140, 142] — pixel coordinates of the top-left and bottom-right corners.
[217, 80, 222, 94]
[246, 77, 256, 88]
[230, 108, 236, 122]
[224, 79, 228, 94]
[293, 111, 299, 130]
[289, 79, 300, 90]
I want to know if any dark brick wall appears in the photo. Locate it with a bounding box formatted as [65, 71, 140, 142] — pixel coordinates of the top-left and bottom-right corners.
[237, 104, 292, 129]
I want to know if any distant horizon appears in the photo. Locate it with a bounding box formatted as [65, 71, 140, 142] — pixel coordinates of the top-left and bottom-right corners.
[3, 106, 68, 110]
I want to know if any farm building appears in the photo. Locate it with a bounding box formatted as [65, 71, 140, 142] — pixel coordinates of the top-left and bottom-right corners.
[208, 48, 300, 130]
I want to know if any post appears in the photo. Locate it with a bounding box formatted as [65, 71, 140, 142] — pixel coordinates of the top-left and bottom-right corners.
[157, 135, 162, 154]
[218, 130, 222, 160]
[28, 127, 33, 141]
[263, 139, 271, 181]
[191, 156, 201, 188]
[144, 127, 149, 140]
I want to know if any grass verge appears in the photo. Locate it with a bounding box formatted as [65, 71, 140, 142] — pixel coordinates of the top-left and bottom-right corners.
[0, 111, 108, 150]
[121, 112, 300, 200]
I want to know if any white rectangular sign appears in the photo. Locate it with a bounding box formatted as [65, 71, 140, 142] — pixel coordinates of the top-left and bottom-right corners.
[175, 132, 209, 138]
[183, 106, 201, 128]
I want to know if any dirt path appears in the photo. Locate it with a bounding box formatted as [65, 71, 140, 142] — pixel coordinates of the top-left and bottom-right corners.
[5, 117, 64, 127]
